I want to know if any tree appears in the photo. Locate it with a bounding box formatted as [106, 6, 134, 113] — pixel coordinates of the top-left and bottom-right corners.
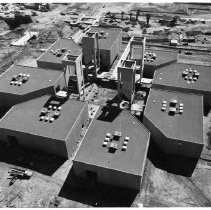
[106, 11, 111, 17]
[121, 11, 125, 21]
[170, 16, 178, 27]
[136, 9, 140, 21]
[129, 12, 133, 22]
[146, 13, 151, 26]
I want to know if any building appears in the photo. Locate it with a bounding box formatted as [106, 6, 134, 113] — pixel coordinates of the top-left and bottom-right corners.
[152, 63, 211, 107]
[117, 60, 136, 104]
[81, 31, 100, 77]
[62, 53, 85, 99]
[73, 107, 150, 191]
[0, 65, 66, 108]
[37, 38, 82, 70]
[0, 95, 88, 158]
[82, 27, 122, 70]
[143, 88, 204, 158]
[133, 48, 177, 79]
[37, 38, 85, 98]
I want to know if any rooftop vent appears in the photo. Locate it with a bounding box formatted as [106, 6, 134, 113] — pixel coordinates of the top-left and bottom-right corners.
[49, 117, 54, 123]
[122, 145, 127, 151]
[39, 116, 45, 121]
[162, 99, 184, 115]
[103, 141, 108, 147]
[44, 116, 49, 122]
[106, 133, 112, 139]
[54, 111, 60, 118]
[10, 73, 30, 86]
[41, 108, 48, 115]
[182, 67, 199, 83]
[113, 131, 122, 140]
[144, 52, 156, 62]
[124, 136, 130, 142]
[109, 142, 118, 152]
[170, 99, 177, 107]
[169, 107, 176, 115]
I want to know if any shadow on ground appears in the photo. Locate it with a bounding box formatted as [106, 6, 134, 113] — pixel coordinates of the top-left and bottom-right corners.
[147, 140, 199, 177]
[0, 142, 66, 176]
[59, 168, 138, 207]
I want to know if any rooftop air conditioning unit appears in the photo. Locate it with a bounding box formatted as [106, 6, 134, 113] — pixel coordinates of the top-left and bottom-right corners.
[45, 116, 49, 121]
[104, 137, 110, 142]
[169, 107, 176, 115]
[122, 145, 127, 151]
[124, 137, 130, 142]
[114, 131, 122, 137]
[48, 105, 52, 110]
[123, 141, 128, 146]
[49, 117, 54, 123]
[103, 141, 108, 147]
[12, 75, 17, 81]
[57, 106, 62, 111]
[194, 72, 200, 78]
[41, 108, 48, 115]
[106, 133, 112, 138]
[170, 99, 177, 107]
[40, 116, 45, 121]
[179, 109, 183, 114]
[109, 142, 118, 150]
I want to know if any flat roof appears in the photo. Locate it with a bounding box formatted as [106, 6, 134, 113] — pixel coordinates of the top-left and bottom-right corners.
[89, 27, 122, 50]
[132, 47, 177, 67]
[0, 95, 86, 141]
[144, 88, 203, 144]
[74, 107, 150, 175]
[0, 65, 63, 95]
[153, 63, 211, 92]
[37, 38, 82, 64]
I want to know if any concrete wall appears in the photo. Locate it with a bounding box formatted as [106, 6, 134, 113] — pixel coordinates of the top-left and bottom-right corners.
[82, 36, 95, 65]
[0, 127, 68, 158]
[143, 64, 155, 78]
[65, 103, 88, 158]
[37, 60, 63, 71]
[143, 115, 203, 158]
[54, 73, 67, 93]
[109, 31, 122, 67]
[0, 86, 55, 109]
[100, 49, 110, 69]
[118, 67, 135, 102]
[73, 161, 141, 191]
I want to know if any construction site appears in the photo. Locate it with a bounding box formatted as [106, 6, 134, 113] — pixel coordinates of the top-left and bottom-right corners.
[0, 2, 211, 208]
